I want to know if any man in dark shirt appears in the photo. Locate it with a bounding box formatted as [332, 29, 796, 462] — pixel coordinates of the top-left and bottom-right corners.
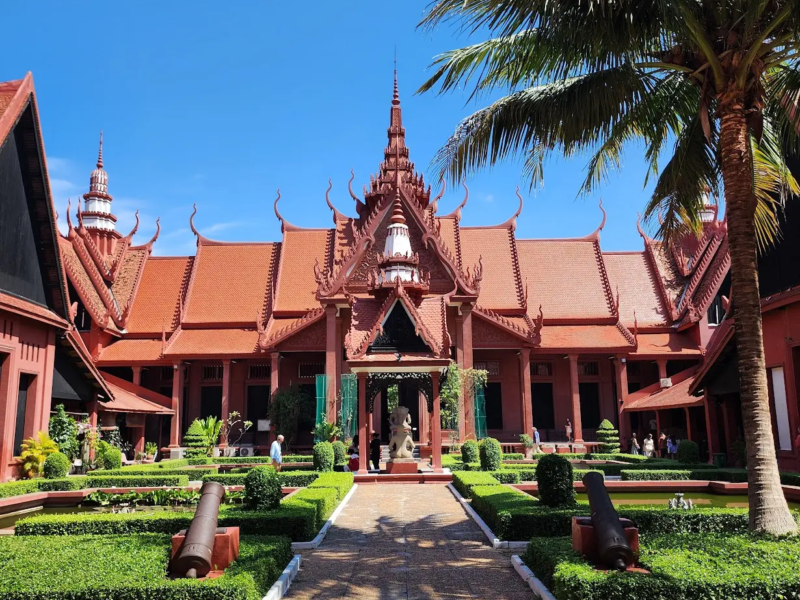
[370, 433, 382, 471]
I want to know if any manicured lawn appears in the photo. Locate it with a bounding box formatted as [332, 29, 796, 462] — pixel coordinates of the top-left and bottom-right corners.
[0, 533, 292, 599]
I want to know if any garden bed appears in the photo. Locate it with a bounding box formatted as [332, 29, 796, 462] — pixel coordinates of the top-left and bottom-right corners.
[523, 533, 800, 599]
[0, 533, 293, 600]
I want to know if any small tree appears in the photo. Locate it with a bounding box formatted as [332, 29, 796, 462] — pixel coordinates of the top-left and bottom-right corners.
[461, 439, 479, 464]
[269, 385, 314, 450]
[386, 384, 399, 413]
[479, 437, 502, 471]
[183, 419, 208, 459]
[440, 362, 488, 430]
[596, 419, 621, 454]
[311, 415, 343, 442]
[223, 411, 252, 447]
[313, 441, 335, 472]
[49, 405, 79, 460]
[43, 451, 71, 479]
[332, 441, 347, 465]
[677, 440, 701, 465]
[244, 466, 281, 510]
[536, 454, 575, 507]
[19, 432, 59, 479]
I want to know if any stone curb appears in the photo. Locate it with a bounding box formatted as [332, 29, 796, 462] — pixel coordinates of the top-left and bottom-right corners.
[291, 483, 358, 551]
[510, 555, 557, 600]
[446, 483, 528, 550]
[263, 554, 301, 600]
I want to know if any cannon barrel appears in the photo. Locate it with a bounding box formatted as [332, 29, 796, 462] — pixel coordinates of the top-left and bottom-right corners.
[172, 481, 226, 578]
[582, 471, 633, 571]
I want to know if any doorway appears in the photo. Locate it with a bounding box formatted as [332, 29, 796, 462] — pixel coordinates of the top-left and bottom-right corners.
[379, 381, 421, 442]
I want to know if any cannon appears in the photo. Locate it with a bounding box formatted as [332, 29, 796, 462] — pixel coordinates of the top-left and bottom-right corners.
[582, 471, 634, 571]
[171, 481, 226, 578]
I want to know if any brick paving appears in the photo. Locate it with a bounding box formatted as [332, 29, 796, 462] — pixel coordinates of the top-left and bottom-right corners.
[284, 484, 534, 600]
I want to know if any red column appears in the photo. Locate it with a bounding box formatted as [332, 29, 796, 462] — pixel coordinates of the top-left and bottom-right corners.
[431, 371, 443, 472]
[88, 398, 99, 462]
[169, 363, 183, 447]
[269, 352, 280, 446]
[133, 427, 145, 454]
[325, 305, 338, 422]
[357, 372, 369, 474]
[704, 392, 716, 461]
[684, 407, 692, 441]
[461, 303, 475, 440]
[132, 366, 142, 386]
[614, 357, 630, 444]
[519, 348, 533, 438]
[657, 359, 668, 382]
[219, 360, 231, 448]
[335, 315, 343, 416]
[568, 355, 584, 443]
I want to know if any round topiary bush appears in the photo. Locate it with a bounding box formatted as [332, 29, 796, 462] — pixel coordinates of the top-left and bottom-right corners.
[183, 419, 208, 459]
[536, 454, 575, 507]
[677, 440, 700, 464]
[461, 439, 479, 464]
[313, 441, 335, 472]
[244, 466, 281, 510]
[479, 437, 502, 471]
[332, 441, 347, 465]
[43, 451, 71, 479]
[596, 419, 621, 454]
[100, 446, 122, 470]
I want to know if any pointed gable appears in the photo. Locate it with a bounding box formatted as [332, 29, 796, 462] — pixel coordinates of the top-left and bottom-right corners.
[125, 257, 192, 334]
[460, 227, 523, 312]
[604, 252, 669, 327]
[273, 229, 331, 315]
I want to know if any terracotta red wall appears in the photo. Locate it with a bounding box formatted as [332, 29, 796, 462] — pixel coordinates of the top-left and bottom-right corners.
[0, 310, 57, 481]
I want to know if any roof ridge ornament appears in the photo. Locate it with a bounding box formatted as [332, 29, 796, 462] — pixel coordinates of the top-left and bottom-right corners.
[324, 179, 349, 223]
[272, 188, 302, 233]
[430, 178, 445, 215]
[97, 130, 104, 169]
[496, 186, 524, 230]
[441, 179, 469, 220]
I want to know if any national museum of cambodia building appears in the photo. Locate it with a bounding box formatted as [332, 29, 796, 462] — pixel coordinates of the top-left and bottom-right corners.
[3, 71, 800, 478]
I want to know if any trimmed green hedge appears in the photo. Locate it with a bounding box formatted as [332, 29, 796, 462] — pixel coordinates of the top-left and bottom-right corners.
[308, 472, 354, 500]
[283, 487, 338, 529]
[203, 471, 321, 488]
[86, 475, 189, 488]
[0, 533, 292, 599]
[37, 478, 87, 492]
[452, 471, 502, 496]
[501, 453, 525, 460]
[211, 455, 313, 464]
[468, 484, 540, 540]
[94, 467, 218, 478]
[0, 480, 40, 499]
[525, 533, 800, 600]
[16, 503, 318, 541]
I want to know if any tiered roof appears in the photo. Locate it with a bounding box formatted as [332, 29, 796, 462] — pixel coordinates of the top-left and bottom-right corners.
[38, 71, 730, 366]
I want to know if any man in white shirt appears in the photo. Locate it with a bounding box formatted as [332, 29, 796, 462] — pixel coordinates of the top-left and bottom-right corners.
[270, 435, 284, 472]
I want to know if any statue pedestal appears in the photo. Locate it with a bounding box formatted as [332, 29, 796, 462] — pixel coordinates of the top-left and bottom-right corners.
[385, 458, 418, 474]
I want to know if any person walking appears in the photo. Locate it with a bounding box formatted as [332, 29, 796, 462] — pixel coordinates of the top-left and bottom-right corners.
[533, 427, 541, 453]
[270, 434, 284, 472]
[565, 419, 573, 443]
[630, 433, 641, 455]
[643, 433, 655, 458]
[370, 432, 381, 471]
[659, 432, 668, 458]
[668, 435, 678, 459]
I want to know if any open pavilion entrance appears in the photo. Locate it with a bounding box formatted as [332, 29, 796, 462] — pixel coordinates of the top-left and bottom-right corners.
[350, 357, 449, 474]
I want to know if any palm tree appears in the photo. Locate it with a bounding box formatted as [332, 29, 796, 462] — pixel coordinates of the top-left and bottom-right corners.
[418, 0, 800, 535]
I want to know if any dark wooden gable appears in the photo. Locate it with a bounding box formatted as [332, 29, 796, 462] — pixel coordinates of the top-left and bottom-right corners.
[368, 299, 431, 354]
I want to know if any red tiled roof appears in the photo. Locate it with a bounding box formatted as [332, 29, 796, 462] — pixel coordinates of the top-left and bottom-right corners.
[647, 241, 686, 315]
[165, 328, 259, 356]
[538, 324, 633, 350]
[517, 239, 614, 320]
[125, 257, 191, 334]
[58, 236, 109, 325]
[0, 291, 69, 328]
[99, 372, 173, 414]
[625, 367, 702, 411]
[632, 332, 703, 356]
[110, 247, 148, 315]
[258, 309, 325, 350]
[688, 318, 735, 395]
[436, 217, 460, 269]
[273, 230, 331, 314]
[603, 252, 669, 327]
[183, 242, 276, 325]
[97, 339, 164, 364]
[460, 227, 523, 311]
[0, 78, 25, 147]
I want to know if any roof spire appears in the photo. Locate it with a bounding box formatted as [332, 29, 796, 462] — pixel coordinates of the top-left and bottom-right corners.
[390, 188, 406, 225]
[97, 130, 104, 169]
[392, 49, 400, 107]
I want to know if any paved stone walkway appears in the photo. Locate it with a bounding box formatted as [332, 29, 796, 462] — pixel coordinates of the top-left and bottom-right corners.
[285, 484, 534, 600]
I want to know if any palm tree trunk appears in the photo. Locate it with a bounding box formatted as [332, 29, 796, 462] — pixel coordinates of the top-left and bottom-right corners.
[718, 89, 798, 535]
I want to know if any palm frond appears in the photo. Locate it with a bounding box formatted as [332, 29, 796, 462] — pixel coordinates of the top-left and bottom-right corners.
[431, 65, 651, 184]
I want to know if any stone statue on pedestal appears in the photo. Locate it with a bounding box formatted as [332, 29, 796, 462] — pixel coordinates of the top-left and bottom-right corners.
[388, 406, 415, 459]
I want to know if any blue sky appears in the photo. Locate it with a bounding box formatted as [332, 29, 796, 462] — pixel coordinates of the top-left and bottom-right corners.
[3, 1, 661, 255]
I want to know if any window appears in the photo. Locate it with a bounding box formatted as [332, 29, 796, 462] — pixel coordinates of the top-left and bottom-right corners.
[14, 374, 33, 455]
[202, 365, 224, 381]
[627, 381, 642, 394]
[627, 361, 641, 376]
[768, 367, 792, 451]
[248, 364, 270, 380]
[578, 361, 599, 377]
[578, 382, 601, 429]
[160, 366, 174, 382]
[298, 363, 324, 379]
[531, 382, 555, 429]
[485, 382, 504, 430]
[531, 362, 553, 377]
[200, 386, 222, 419]
[707, 293, 725, 325]
[475, 361, 501, 377]
[247, 385, 271, 422]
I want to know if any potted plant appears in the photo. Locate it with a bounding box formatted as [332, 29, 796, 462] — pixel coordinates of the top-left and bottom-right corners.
[222, 411, 253, 456]
[144, 441, 158, 462]
[520, 433, 536, 459]
[311, 415, 343, 443]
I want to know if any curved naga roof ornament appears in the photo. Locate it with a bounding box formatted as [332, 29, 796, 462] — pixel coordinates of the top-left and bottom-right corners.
[590, 199, 607, 239]
[348, 169, 366, 215]
[325, 179, 349, 223]
[273, 188, 302, 233]
[496, 186, 524, 231]
[134, 217, 161, 251]
[429, 178, 446, 215]
[532, 304, 544, 346]
[122, 210, 140, 242]
[441, 178, 468, 220]
[65, 199, 76, 239]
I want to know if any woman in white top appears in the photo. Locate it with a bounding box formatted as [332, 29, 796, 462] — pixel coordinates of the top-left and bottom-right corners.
[642, 434, 655, 458]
